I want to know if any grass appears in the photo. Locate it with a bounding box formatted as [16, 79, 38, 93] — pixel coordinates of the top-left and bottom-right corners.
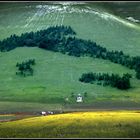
[0, 2, 140, 112]
[0, 3, 140, 138]
[0, 47, 140, 112]
[0, 2, 140, 56]
[0, 111, 140, 138]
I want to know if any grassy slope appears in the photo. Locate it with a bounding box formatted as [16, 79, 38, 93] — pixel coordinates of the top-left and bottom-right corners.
[0, 47, 140, 112]
[0, 111, 140, 138]
[0, 3, 140, 111]
[0, 3, 140, 56]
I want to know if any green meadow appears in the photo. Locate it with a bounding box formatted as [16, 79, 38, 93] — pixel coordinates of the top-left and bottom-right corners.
[0, 2, 140, 112]
[0, 2, 140, 56]
[0, 2, 140, 138]
[0, 47, 140, 112]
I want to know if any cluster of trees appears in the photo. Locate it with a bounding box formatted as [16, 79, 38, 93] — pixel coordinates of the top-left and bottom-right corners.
[131, 56, 140, 79]
[16, 59, 35, 77]
[0, 25, 140, 79]
[79, 72, 131, 90]
[0, 25, 76, 51]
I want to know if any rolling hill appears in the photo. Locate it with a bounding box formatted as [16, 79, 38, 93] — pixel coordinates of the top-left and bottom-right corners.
[0, 2, 140, 112]
[0, 2, 140, 138]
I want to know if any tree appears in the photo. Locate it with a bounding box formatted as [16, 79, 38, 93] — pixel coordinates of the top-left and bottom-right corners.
[16, 59, 35, 77]
[71, 92, 75, 98]
[136, 72, 140, 79]
[84, 92, 87, 97]
[79, 72, 131, 90]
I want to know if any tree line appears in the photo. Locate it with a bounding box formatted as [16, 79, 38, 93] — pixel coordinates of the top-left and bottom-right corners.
[79, 72, 131, 90]
[16, 59, 35, 77]
[0, 25, 140, 79]
[0, 25, 76, 51]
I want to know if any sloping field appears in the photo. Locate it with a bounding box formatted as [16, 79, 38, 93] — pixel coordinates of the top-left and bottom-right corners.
[0, 2, 140, 138]
[0, 2, 140, 56]
[0, 2, 140, 112]
[0, 111, 140, 138]
[0, 47, 140, 112]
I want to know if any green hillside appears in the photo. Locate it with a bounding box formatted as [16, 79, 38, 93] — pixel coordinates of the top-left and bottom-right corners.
[0, 2, 140, 138]
[0, 47, 140, 112]
[0, 2, 140, 56]
[0, 2, 140, 112]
